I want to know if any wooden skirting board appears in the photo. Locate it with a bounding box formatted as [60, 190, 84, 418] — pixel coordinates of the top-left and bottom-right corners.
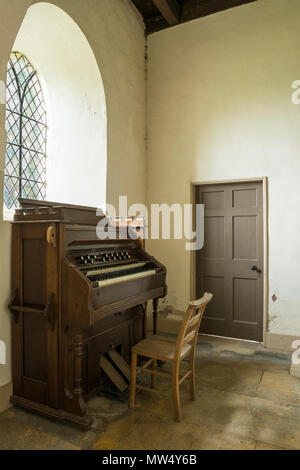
[265, 332, 300, 352]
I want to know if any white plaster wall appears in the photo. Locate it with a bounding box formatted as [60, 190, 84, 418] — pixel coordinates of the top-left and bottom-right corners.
[0, 0, 146, 389]
[147, 0, 300, 336]
[0, 0, 32, 390]
[14, 2, 107, 208]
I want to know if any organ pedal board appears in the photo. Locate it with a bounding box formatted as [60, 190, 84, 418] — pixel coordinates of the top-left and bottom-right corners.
[99, 350, 131, 400]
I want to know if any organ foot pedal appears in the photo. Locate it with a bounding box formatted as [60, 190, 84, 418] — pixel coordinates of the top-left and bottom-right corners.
[98, 349, 154, 401]
[98, 350, 131, 401]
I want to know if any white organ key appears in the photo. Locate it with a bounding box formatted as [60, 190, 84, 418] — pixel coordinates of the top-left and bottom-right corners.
[85, 262, 147, 276]
[95, 269, 157, 288]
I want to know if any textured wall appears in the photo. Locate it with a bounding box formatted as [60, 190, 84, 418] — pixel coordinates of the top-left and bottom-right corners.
[147, 0, 300, 336]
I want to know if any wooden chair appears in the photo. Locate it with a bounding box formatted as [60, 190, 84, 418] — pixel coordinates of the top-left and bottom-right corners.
[129, 292, 213, 421]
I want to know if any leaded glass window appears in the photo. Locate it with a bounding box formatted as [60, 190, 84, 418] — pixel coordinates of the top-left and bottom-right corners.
[4, 52, 47, 210]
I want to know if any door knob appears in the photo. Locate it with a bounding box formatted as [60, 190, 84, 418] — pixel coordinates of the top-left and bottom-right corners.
[251, 265, 262, 273]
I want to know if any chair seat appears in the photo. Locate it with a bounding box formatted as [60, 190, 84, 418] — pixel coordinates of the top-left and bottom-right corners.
[132, 334, 192, 362]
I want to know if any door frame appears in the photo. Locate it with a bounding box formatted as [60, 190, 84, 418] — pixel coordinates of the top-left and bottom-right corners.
[190, 177, 269, 345]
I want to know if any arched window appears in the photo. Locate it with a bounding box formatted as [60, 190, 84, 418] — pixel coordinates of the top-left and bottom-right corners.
[4, 52, 47, 210]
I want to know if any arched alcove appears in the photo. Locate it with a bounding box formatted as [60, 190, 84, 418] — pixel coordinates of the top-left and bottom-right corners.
[10, 2, 107, 210]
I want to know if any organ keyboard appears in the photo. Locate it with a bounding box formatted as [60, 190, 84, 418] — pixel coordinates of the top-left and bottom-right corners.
[9, 199, 167, 429]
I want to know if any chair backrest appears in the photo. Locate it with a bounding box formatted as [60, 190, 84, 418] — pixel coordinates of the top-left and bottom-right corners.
[174, 293, 213, 361]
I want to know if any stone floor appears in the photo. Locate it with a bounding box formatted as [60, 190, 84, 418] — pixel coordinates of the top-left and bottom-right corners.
[0, 335, 300, 450]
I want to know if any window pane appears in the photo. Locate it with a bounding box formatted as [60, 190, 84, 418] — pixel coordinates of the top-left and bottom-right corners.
[10, 52, 34, 91]
[6, 112, 20, 145]
[6, 68, 20, 113]
[21, 179, 46, 201]
[4, 175, 19, 210]
[21, 149, 46, 182]
[3, 52, 47, 211]
[5, 144, 20, 178]
[22, 117, 47, 154]
[23, 75, 46, 124]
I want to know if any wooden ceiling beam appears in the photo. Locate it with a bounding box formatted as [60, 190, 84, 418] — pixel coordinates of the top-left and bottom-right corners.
[152, 0, 180, 25]
[181, 0, 257, 23]
[132, 0, 259, 35]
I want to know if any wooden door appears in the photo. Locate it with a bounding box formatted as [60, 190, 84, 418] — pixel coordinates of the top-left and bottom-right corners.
[196, 181, 263, 341]
[11, 223, 60, 407]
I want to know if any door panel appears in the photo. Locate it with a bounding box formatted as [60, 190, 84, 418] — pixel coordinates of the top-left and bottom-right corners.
[233, 216, 257, 259]
[233, 278, 257, 323]
[233, 188, 257, 208]
[203, 217, 225, 258]
[203, 190, 225, 209]
[12, 223, 60, 407]
[196, 181, 263, 341]
[203, 276, 225, 320]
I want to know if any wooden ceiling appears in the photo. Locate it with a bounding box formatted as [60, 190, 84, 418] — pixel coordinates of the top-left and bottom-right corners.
[131, 0, 257, 35]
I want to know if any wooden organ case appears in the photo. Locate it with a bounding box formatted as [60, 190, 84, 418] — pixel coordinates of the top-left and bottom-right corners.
[9, 200, 167, 428]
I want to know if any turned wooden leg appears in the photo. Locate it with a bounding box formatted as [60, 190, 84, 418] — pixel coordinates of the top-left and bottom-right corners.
[189, 350, 196, 401]
[151, 359, 157, 388]
[153, 298, 159, 335]
[61, 329, 90, 425]
[129, 352, 137, 409]
[172, 362, 181, 422]
[141, 303, 147, 340]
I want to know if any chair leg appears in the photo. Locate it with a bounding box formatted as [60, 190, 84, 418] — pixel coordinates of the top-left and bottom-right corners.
[172, 363, 181, 422]
[129, 352, 137, 409]
[151, 359, 157, 388]
[189, 350, 196, 401]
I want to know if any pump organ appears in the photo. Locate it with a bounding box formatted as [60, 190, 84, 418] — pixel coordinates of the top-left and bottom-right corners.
[9, 199, 167, 428]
